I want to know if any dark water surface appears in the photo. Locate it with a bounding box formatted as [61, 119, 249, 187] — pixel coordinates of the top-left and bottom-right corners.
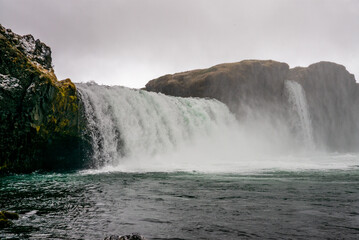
[1, 170, 359, 239]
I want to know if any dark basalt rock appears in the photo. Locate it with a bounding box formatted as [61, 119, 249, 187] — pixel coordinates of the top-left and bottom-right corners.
[0, 24, 90, 174]
[2, 28, 52, 70]
[104, 233, 146, 240]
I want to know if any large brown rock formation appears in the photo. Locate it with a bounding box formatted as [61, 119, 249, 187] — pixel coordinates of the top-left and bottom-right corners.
[146, 60, 359, 152]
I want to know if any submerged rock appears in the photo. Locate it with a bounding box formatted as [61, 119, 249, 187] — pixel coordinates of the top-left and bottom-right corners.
[0, 211, 19, 228]
[104, 233, 146, 240]
[0, 24, 89, 174]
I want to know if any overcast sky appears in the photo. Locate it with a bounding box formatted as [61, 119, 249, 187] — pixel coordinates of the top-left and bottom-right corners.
[0, 0, 358, 88]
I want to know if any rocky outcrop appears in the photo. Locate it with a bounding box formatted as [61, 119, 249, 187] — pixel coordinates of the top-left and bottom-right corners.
[0, 25, 89, 174]
[146, 60, 359, 152]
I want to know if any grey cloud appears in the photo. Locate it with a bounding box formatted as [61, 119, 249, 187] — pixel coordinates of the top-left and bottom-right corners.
[0, 0, 358, 88]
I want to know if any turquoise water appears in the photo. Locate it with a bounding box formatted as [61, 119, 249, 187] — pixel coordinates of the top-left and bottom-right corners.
[1, 169, 359, 239]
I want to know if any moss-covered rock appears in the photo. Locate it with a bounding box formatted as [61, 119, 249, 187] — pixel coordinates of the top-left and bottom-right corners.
[0, 211, 19, 228]
[0, 24, 89, 174]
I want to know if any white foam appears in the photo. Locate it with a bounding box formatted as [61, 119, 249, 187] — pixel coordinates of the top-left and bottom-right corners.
[80, 152, 359, 175]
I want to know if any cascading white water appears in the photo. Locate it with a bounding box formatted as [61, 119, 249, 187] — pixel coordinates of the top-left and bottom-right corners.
[76, 82, 359, 173]
[285, 80, 315, 149]
[77, 82, 236, 168]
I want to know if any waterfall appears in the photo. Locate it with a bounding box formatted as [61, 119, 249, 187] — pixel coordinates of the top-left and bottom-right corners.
[285, 80, 315, 149]
[75, 81, 322, 172]
[77, 82, 236, 168]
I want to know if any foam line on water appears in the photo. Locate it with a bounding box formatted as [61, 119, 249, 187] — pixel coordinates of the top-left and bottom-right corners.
[80, 153, 359, 175]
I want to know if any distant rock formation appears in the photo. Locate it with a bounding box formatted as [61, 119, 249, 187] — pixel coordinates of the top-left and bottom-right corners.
[0, 25, 89, 174]
[146, 60, 359, 152]
[146, 60, 289, 115]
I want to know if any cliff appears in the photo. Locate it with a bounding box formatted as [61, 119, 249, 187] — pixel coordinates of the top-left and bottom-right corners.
[0, 25, 88, 174]
[146, 60, 289, 115]
[289, 62, 359, 150]
[146, 60, 359, 152]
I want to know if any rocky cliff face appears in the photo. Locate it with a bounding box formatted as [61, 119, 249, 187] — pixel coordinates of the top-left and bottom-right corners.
[146, 60, 290, 116]
[0, 25, 88, 174]
[289, 62, 359, 151]
[146, 60, 359, 152]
